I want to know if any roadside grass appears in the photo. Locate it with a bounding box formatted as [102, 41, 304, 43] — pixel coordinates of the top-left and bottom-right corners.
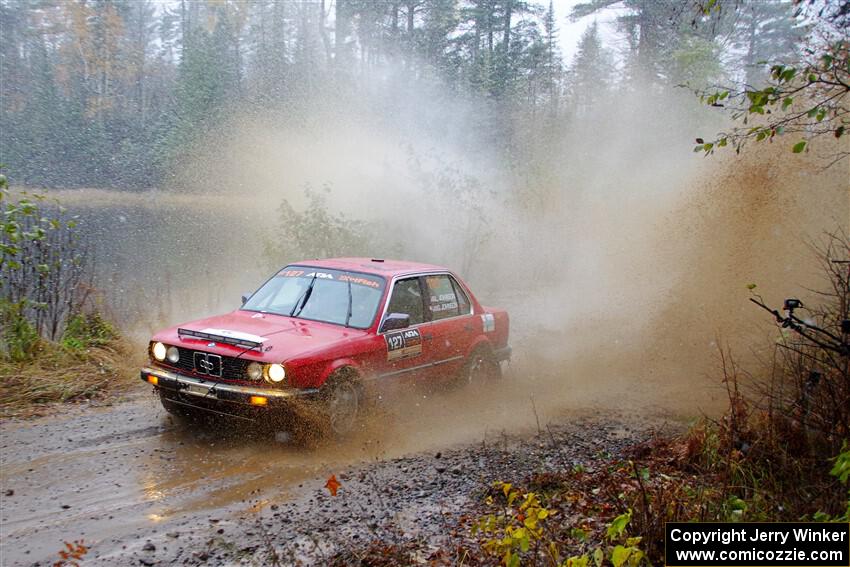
[0, 333, 139, 419]
[319, 429, 713, 566]
[462, 420, 847, 567]
[321, 419, 848, 567]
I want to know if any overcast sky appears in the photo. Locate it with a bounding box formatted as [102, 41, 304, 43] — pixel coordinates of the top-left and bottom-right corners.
[552, 0, 626, 63]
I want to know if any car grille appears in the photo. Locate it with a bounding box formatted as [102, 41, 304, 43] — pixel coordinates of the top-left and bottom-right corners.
[167, 348, 250, 382]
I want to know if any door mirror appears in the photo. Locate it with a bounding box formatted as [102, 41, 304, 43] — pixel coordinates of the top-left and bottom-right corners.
[381, 313, 410, 332]
[241, 293, 251, 305]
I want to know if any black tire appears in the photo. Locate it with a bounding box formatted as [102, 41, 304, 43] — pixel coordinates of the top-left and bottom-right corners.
[461, 348, 501, 387]
[322, 371, 362, 438]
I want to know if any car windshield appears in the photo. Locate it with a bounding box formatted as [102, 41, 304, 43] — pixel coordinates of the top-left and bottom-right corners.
[242, 267, 386, 329]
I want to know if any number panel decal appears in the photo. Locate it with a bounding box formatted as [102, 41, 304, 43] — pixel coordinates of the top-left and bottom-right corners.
[385, 328, 423, 361]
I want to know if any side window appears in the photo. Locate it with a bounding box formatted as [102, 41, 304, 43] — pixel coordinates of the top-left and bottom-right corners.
[450, 277, 471, 315]
[425, 275, 460, 321]
[386, 277, 425, 326]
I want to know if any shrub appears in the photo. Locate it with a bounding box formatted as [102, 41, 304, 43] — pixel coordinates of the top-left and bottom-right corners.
[263, 184, 389, 268]
[1, 173, 96, 361]
[697, 229, 850, 520]
[472, 481, 647, 567]
[749, 230, 850, 454]
[0, 299, 39, 362]
[61, 312, 118, 351]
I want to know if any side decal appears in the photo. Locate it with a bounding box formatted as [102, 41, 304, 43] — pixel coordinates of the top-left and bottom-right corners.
[385, 328, 423, 361]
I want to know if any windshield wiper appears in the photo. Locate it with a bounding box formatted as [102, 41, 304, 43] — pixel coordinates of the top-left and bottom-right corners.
[290, 274, 318, 318]
[345, 277, 353, 327]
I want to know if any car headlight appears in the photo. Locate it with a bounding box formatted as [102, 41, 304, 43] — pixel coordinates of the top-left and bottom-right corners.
[152, 342, 167, 361]
[166, 346, 180, 363]
[265, 363, 285, 383]
[246, 362, 263, 381]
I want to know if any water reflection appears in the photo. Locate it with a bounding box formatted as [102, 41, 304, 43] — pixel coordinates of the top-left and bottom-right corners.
[136, 411, 370, 518]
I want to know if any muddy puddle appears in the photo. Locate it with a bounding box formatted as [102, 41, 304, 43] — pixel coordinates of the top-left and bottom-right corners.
[0, 391, 360, 566]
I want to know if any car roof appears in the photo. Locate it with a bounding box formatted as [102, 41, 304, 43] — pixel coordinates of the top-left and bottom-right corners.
[291, 257, 450, 278]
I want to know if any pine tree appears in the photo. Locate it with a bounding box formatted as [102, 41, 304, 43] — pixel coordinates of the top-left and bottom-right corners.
[162, 2, 242, 176]
[567, 22, 614, 114]
[734, 0, 805, 87]
[541, 0, 562, 106]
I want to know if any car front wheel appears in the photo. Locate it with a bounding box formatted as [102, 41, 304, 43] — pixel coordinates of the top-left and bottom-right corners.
[323, 374, 361, 437]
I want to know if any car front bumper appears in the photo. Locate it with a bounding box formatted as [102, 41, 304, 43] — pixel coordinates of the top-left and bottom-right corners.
[140, 367, 319, 415]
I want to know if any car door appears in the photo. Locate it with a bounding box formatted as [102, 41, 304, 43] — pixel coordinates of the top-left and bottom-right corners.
[420, 273, 476, 381]
[376, 276, 430, 384]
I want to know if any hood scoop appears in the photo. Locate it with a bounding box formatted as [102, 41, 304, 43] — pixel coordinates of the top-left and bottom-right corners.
[178, 327, 267, 351]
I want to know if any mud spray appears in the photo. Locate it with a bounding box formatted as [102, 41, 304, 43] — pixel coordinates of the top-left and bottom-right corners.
[55, 78, 848, 457]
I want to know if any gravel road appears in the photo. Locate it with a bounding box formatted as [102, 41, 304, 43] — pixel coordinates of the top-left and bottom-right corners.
[1, 377, 678, 566]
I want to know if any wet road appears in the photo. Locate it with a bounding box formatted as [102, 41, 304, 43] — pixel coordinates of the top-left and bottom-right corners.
[0, 376, 542, 566]
[0, 389, 378, 566]
[0, 340, 709, 566]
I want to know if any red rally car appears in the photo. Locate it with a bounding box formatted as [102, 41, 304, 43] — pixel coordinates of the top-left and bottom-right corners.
[142, 258, 510, 435]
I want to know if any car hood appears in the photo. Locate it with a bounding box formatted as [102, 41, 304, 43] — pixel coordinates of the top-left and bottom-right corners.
[152, 310, 366, 362]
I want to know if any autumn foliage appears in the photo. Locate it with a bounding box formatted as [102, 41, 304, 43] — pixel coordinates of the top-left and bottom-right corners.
[53, 540, 88, 567]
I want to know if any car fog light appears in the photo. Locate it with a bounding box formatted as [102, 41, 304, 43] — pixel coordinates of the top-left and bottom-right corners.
[166, 346, 180, 363]
[250, 396, 268, 406]
[266, 363, 285, 383]
[152, 342, 167, 361]
[246, 362, 263, 381]
[147, 375, 158, 386]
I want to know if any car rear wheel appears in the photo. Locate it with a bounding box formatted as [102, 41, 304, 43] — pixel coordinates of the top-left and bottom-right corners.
[324, 373, 361, 437]
[462, 348, 501, 387]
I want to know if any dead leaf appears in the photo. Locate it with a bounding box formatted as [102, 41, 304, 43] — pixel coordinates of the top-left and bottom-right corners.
[325, 474, 341, 496]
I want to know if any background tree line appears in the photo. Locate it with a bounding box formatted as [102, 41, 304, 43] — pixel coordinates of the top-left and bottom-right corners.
[0, 0, 808, 189]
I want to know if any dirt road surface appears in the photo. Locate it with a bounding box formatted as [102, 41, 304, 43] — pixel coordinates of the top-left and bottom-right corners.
[1, 388, 360, 566]
[1, 373, 681, 566]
